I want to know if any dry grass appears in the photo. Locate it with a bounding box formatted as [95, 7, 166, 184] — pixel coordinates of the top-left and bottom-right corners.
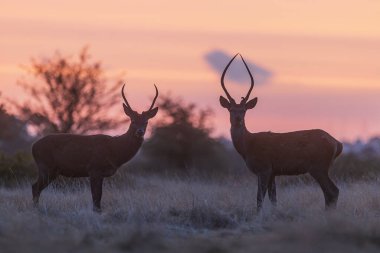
[0, 175, 380, 253]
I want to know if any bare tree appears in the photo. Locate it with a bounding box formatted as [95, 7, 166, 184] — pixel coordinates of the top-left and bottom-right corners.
[14, 47, 124, 135]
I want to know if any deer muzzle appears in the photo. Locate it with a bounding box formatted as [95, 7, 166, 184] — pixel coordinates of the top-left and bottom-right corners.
[136, 129, 145, 138]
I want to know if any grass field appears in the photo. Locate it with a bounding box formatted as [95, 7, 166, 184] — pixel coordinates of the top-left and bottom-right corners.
[0, 174, 379, 253]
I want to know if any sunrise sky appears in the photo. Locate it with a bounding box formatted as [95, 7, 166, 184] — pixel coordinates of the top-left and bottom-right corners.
[1, 1, 380, 141]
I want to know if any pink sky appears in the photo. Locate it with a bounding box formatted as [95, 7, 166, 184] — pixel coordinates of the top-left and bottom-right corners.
[1, 1, 380, 141]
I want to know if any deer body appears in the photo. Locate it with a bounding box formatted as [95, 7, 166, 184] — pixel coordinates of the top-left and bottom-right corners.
[32, 84, 159, 212]
[219, 54, 342, 211]
[231, 128, 342, 176]
[32, 132, 143, 178]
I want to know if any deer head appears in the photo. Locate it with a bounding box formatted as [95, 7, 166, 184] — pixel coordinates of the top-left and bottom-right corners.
[219, 53, 257, 128]
[122, 84, 159, 138]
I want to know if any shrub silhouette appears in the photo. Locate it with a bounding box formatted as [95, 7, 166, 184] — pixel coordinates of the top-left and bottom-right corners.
[0, 99, 32, 153]
[138, 95, 234, 178]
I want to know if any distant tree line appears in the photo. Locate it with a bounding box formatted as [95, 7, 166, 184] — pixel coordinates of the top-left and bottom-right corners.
[0, 47, 379, 186]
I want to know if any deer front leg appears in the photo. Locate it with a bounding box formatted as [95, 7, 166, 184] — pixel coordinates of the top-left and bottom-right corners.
[268, 175, 277, 207]
[90, 176, 104, 213]
[257, 172, 271, 213]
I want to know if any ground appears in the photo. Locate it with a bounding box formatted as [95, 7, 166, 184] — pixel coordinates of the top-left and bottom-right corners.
[0, 175, 379, 253]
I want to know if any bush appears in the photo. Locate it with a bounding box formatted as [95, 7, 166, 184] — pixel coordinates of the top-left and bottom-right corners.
[135, 95, 242, 179]
[0, 102, 32, 154]
[0, 151, 36, 186]
[331, 153, 380, 181]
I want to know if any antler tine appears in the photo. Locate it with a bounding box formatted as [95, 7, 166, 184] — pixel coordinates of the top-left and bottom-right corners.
[121, 84, 133, 109]
[148, 84, 159, 110]
[239, 54, 255, 104]
[221, 53, 239, 104]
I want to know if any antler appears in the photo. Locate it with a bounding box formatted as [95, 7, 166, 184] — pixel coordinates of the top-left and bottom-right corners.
[221, 53, 239, 104]
[121, 84, 133, 109]
[239, 54, 255, 104]
[148, 84, 159, 110]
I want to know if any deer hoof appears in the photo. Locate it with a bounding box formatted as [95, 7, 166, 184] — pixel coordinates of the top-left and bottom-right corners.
[93, 206, 102, 213]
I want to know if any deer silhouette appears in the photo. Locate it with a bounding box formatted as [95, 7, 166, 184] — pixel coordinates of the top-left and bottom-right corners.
[219, 54, 342, 212]
[32, 84, 159, 212]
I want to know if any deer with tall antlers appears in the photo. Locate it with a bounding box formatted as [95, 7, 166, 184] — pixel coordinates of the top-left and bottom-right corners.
[32, 84, 159, 212]
[219, 54, 342, 212]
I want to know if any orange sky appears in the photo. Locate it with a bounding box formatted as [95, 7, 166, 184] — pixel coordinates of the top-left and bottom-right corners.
[1, 1, 380, 141]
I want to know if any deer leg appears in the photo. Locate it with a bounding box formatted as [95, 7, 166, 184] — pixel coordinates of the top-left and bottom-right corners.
[257, 172, 271, 213]
[325, 176, 339, 209]
[32, 165, 57, 206]
[310, 171, 339, 210]
[90, 176, 104, 213]
[268, 175, 277, 207]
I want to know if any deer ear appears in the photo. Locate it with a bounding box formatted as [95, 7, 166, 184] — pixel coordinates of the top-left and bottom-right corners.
[219, 96, 231, 109]
[123, 104, 134, 117]
[245, 97, 258, 109]
[146, 107, 158, 118]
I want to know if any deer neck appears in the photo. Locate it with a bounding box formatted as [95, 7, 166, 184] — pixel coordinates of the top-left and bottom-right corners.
[230, 123, 250, 158]
[111, 127, 144, 166]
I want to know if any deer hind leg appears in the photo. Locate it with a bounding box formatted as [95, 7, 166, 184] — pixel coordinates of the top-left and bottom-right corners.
[90, 176, 104, 213]
[268, 175, 277, 207]
[325, 176, 339, 209]
[257, 172, 271, 213]
[310, 170, 339, 210]
[32, 163, 57, 206]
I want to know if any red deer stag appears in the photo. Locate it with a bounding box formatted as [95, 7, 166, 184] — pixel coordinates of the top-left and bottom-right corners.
[32, 84, 159, 212]
[219, 54, 342, 212]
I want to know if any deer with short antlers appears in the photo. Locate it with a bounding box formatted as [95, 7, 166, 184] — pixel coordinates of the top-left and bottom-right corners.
[32, 84, 159, 212]
[219, 54, 342, 212]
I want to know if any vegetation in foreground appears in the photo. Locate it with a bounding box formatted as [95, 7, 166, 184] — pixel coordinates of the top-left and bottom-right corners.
[0, 175, 379, 253]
